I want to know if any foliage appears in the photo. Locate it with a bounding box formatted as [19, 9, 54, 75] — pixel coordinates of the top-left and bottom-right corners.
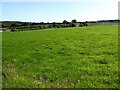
[63, 20, 69, 24]
[71, 19, 77, 23]
[1, 20, 89, 32]
[69, 23, 76, 27]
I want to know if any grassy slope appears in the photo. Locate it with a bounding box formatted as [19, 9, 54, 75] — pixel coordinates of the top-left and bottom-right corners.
[2, 25, 118, 88]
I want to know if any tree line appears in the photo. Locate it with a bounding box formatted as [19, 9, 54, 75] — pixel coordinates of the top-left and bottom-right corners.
[1, 19, 119, 32]
[1, 19, 88, 32]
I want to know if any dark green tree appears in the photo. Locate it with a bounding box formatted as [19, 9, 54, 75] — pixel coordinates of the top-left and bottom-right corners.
[71, 19, 77, 23]
[63, 20, 68, 24]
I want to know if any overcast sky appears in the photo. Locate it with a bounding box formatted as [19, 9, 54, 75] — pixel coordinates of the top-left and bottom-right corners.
[1, 0, 119, 22]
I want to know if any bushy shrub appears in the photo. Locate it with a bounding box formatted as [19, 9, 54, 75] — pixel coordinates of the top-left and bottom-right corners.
[82, 22, 88, 26]
[38, 26, 43, 29]
[79, 22, 88, 27]
[69, 23, 76, 27]
[42, 26, 47, 29]
[10, 28, 16, 32]
[48, 25, 53, 28]
[79, 24, 83, 27]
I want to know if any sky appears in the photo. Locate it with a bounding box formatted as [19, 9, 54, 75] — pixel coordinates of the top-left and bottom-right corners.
[1, 0, 119, 22]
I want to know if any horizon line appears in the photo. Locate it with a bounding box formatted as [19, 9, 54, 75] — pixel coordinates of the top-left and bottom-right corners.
[1, 19, 119, 23]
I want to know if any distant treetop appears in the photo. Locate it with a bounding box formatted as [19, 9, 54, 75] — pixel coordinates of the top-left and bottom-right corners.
[71, 19, 77, 23]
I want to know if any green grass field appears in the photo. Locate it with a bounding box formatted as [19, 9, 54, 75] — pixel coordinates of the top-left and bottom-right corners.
[2, 25, 118, 88]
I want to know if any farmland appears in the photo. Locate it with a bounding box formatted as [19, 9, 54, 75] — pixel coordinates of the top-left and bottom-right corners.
[2, 25, 118, 88]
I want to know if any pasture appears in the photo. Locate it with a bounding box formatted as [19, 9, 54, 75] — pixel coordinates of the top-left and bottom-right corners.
[2, 25, 118, 88]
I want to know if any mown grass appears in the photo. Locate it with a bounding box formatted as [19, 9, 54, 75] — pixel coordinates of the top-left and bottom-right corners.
[2, 25, 118, 88]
